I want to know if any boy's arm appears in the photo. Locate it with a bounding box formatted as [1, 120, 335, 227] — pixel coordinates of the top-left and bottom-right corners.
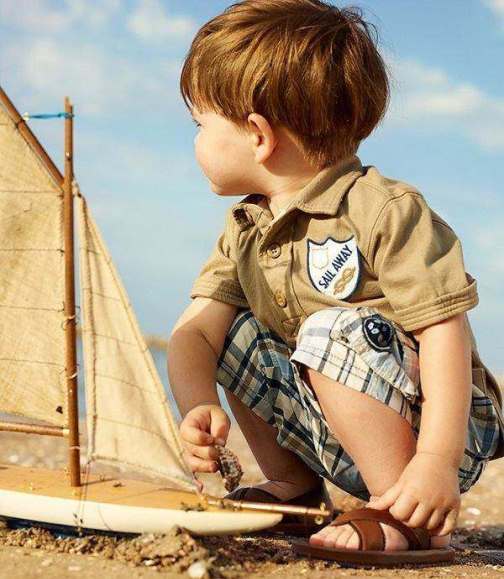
[366, 192, 478, 534]
[169, 205, 246, 417]
[167, 296, 239, 418]
[414, 313, 472, 466]
[370, 313, 471, 535]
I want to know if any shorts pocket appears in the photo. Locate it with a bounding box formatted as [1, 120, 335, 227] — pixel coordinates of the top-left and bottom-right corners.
[329, 307, 420, 402]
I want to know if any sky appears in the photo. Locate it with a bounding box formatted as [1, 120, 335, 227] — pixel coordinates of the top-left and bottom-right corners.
[0, 0, 503, 377]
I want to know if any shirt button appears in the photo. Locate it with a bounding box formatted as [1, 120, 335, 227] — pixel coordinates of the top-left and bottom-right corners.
[274, 289, 287, 308]
[267, 243, 281, 259]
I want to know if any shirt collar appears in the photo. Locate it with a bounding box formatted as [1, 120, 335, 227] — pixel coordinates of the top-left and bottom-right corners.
[230, 154, 364, 230]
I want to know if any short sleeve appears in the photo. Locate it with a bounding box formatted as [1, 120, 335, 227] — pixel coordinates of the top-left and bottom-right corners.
[369, 192, 478, 331]
[189, 207, 249, 308]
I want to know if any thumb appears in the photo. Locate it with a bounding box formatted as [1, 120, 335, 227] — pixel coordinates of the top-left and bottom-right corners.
[209, 407, 230, 445]
[366, 483, 402, 510]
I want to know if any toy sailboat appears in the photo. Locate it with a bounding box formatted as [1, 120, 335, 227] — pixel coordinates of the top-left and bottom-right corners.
[0, 85, 329, 535]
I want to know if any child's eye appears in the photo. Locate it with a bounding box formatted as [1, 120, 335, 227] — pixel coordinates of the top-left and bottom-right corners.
[192, 119, 201, 128]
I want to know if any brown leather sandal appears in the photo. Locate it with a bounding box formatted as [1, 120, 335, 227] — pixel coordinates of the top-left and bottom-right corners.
[291, 507, 456, 566]
[224, 481, 336, 536]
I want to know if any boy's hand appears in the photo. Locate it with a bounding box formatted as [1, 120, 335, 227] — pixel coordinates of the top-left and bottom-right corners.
[366, 452, 461, 536]
[179, 404, 231, 473]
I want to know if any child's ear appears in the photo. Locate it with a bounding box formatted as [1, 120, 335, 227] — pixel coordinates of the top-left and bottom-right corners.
[247, 112, 279, 166]
[248, 129, 261, 149]
[247, 113, 272, 139]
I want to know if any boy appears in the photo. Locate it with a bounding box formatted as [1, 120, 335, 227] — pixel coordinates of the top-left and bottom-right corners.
[167, 0, 504, 563]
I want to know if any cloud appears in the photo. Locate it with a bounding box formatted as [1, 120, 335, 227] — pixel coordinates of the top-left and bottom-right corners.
[1, 37, 182, 117]
[0, 0, 121, 33]
[383, 55, 504, 152]
[126, 0, 197, 43]
[483, 0, 504, 27]
[0, 0, 191, 118]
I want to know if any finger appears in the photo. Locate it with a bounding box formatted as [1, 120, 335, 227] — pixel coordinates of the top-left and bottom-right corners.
[388, 492, 419, 522]
[369, 483, 402, 510]
[180, 422, 214, 446]
[186, 442, 220, 461]
[366, 495, 380, 507]
[425, 508, 446, 531]
[183, 451, 218, 474]
[184, 410, 212, 433]
[434, 507, 459, 536]
[189, 409, 211, 432]
[209, 408, 230, 443]
[406, 502, 433, 528]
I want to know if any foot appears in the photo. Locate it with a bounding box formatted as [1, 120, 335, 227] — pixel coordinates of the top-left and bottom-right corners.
[309, 517, 451, 551]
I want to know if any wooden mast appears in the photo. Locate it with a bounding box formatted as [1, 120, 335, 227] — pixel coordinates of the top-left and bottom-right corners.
[63, 97, 81, 487]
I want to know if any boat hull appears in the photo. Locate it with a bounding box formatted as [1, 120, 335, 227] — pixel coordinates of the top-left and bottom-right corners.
[0, 465, 282, 535]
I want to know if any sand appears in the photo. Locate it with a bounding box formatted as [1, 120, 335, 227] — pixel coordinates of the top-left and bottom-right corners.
[1, 423, 504, 578]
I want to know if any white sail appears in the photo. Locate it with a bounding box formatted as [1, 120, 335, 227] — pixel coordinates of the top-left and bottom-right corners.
[0, 100, 67, 425]
[76, 192, 196, 491]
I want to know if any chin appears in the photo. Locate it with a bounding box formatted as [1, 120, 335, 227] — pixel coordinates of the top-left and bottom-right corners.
[208, 177, 251, 197]
[211, 186, 243, 198]
[209, 181, 223, 194]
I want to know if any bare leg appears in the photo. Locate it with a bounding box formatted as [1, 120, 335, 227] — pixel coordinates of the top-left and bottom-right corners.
[223, 388, 321, 500]
[301, 366, 451, 550]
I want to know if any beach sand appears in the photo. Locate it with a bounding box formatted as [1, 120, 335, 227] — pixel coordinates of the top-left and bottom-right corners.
[1, 416, 504, 578]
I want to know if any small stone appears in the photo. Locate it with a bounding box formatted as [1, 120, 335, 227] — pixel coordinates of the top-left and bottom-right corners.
[215, 445, 243, 492]
[466, 507, 481, 516]
[187, 560, 210, 579]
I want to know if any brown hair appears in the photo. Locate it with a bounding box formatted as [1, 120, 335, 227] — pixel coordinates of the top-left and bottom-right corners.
[180, 0, 390, 169]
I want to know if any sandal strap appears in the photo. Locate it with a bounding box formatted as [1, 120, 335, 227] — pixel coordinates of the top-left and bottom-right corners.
[348, 519, 386, 550]
[410, 527, 432, 549]
[330, 508, 431, 551]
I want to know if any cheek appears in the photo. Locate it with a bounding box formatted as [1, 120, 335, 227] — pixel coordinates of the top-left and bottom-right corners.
[194, 133, 211, 172]
[193, 131, 251, 193]
[194, 132, 226, 175]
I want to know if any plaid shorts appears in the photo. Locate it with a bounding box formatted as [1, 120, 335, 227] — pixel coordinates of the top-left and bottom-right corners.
[216, 306, 501, 502]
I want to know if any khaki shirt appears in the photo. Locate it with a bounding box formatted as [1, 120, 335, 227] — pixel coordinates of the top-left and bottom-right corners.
[190, 154, 504, 457]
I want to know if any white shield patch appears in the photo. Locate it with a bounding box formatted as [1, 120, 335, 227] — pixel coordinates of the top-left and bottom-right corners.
[307, 236, 361, 299]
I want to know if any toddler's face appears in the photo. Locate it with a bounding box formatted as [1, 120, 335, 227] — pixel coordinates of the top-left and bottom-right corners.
[191, 107, 260, 197]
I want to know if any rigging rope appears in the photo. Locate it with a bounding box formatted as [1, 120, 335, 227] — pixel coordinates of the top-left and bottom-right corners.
[22, 112, 74, 120]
